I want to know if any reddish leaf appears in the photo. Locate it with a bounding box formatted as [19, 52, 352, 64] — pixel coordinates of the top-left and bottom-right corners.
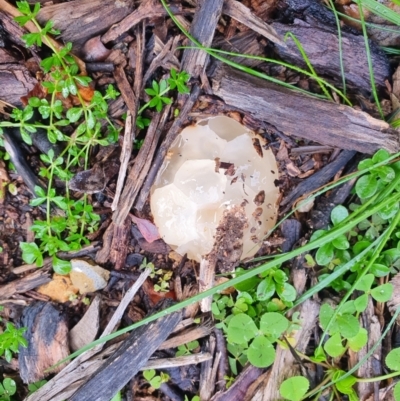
[131, 215, 161, 243]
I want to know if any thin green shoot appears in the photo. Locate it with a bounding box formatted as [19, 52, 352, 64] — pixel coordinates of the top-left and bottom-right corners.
[284, 32, 333, 101]
[357, 0, 385, 120]
[328, 0, 347, 96]
[382, 47, 400, 55]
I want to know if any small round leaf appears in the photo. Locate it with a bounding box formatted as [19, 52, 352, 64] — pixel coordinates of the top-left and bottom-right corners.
[370, 283, 393, 303]
[386, 348, 400, 371]
[393, 381, 400, 401]
[337, 314, 360, 339]
[247, 336, 275, 368]
[347, 327, 368, 352]
[3, 378, 16, 396]
[260, 312, 289, 340]
[331, 205, 349, 226]
[227, 314, 258, 344]
[279, 376, 309, 401]
[316, 243, 334, 266]
[355, 174, 378, 199]
[324, 333, 345, 357]
[332, 235, 350, 250]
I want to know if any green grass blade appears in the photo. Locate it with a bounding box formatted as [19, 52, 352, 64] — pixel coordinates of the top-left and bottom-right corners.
[328, 0, 347, 96]
[284, 32, 333, 101]
[357, 0, 385, 120]
[361, 0, 400, 25]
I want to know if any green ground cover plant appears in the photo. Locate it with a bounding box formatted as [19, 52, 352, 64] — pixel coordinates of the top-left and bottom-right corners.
[0, 1, 189, 275]
[0, 306, 27, 364]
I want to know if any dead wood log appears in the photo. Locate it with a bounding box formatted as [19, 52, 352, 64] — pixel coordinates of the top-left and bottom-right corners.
[0, 269, 51, 300]
[18, 302, 69, 383]
[212, 66, 399, 154]
[271, 22, 390, 92]
[181, 0, 224, 78]
[36, 0, 134, 55]
[69, 308, 182, 401]
[252, 299, 320, 401]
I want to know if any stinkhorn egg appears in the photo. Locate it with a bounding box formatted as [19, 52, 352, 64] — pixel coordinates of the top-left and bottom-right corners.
[150, 116, 280, 262]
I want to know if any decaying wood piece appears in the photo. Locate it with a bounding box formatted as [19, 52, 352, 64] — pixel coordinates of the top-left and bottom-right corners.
[111, 112, 133, 211]
[36, 0, 134, 55]
[26, 268, 152, 401]
[101, 0, 183, 44]
[113, 63, 138, 119]
[281, 150, 357, 210]
[280, 219, 302, 253]
[215, 30, 266, 69]
[200, 335, 220, 400]
[112, 105, 166, 225]
[69, 307, 182, 401]
[252, 299, 320, 401]
[2, 129, 44, 195]
[212, 66, 399, 154]
[348, 298, 382, 401]
[69, 295, 101, 352]
[0, 269, 51, 300]
[144, 352, 212, 370]
[222, 0, 285, 47]
[271, 22, 390, 92]
[158, 320, 213, 350]
[181, 0, 224, 78]
[18, 302, 69, 383]
[214, 328, 229, 392]
[108, 217, 131, 270]
[0, 64, 36, 107]
[211, 365, 264, 401]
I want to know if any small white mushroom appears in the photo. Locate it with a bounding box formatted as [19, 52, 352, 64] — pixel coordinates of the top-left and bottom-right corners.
[151, 116, 280, 263]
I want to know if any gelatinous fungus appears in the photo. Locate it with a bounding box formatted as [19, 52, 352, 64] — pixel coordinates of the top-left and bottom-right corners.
[150, 116, 280, 262]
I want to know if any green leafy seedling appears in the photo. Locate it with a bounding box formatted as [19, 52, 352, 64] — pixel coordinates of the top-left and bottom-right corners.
[143, 369, 170, 390]
[0, 322, 27, 362]
[176, 340, 199, 357]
